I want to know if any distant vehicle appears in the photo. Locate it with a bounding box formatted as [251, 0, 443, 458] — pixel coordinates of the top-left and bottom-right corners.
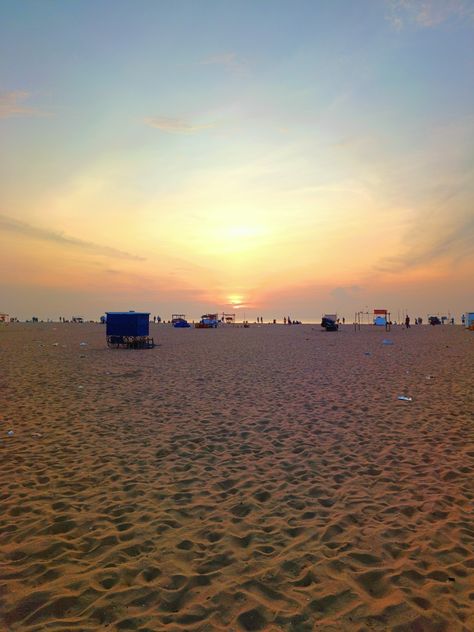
[321, 314, 338, 331]
[428, 316, 441, 325]
[171, 313, 186, 324]
[173, 318, 191, 328]
[171, 313, 190, 327]
[72, 316, 84, 323]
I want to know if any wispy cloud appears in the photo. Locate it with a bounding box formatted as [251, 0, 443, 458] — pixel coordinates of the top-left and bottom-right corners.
[199, 52, 247, 72]
[0, 214, 145, 261]
[144, 116, 213, 134]
[0, 91, 51, 119]
[331, 286, 362, 302]
[375, 210, 474, 272]
[386, 0, 474, 29]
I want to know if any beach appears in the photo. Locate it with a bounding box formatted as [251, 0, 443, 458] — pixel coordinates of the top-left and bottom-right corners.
[1, 322, 473, 631]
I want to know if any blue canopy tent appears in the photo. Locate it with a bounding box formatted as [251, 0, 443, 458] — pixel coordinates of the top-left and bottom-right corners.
[105, 312, 155, 348]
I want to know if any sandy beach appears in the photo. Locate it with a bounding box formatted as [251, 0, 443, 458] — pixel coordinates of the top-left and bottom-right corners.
[1, 322, 473, 631]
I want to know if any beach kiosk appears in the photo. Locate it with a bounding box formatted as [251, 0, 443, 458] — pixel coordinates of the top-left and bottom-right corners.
[465, 312, 474, 330]
[106, 311, 154, 348]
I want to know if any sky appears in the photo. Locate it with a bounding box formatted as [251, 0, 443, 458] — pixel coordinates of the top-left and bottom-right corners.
[1, 0, 473, 321]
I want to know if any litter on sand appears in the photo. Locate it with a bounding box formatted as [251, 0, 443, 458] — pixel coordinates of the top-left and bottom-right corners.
[7, 430, 14, 436]
[397, 395, 413, 402]
[382, 339, 394, 345]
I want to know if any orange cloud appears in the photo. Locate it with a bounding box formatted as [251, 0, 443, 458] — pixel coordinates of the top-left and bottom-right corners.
[0, 91, 50, 118]
[144, 116, 213, 133]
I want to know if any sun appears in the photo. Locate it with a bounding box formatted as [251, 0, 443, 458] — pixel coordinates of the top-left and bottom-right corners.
[225, 225, 262, 240]
[227, 294, 244, 308]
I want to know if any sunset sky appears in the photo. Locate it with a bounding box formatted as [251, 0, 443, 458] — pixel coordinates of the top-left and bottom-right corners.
[1, 0, 473, 321]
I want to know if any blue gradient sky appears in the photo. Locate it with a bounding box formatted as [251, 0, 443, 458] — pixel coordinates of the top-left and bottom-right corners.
[1, 1, 473, 320]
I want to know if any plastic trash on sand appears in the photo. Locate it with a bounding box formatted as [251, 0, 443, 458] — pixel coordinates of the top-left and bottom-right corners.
[364, 352, 371, 356]
[7, 430, 14, 436]
[79, 342, 88, 346]
[397, 395, 413, 402]
[382, 339, 394, 345]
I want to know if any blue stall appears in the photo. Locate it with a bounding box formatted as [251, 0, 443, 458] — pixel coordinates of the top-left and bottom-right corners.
[105, 312, 154, 348]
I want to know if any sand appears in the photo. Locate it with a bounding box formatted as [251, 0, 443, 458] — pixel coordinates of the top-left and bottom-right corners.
[0, 322, 473, 631]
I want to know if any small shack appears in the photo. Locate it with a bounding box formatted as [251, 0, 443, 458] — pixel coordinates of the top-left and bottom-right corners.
[106, 311, 154, 348]
[465, 312, 474, 330]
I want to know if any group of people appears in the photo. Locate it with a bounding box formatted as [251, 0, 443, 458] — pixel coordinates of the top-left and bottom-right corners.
[405, 316, 427, 327]
[283, 317, 303, 325]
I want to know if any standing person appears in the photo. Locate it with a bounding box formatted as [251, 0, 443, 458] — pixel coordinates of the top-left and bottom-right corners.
[283, 317, 287, 325]
[405, 315, 410, 328]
